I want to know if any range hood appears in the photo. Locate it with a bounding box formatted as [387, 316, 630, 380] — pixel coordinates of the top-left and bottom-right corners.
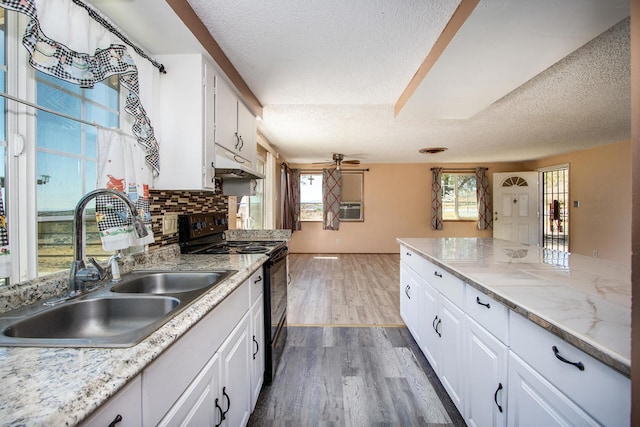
[214, 145, 264, 180]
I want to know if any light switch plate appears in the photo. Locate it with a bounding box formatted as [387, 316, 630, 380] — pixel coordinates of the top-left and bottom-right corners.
[162, 214, 178, 235]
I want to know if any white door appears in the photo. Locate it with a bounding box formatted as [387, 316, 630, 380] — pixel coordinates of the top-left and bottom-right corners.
[492, 172, 539, 246]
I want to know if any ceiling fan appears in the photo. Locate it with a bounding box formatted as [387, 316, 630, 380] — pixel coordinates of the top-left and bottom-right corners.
[313, 153, 361, 170]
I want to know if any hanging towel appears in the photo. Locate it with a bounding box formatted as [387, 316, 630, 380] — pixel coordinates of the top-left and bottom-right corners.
[96, 128, 154, 251]
[0, 188, 10, 278]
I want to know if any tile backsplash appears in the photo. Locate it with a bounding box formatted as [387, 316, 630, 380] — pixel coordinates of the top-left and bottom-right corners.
[149, 181, 228, 248]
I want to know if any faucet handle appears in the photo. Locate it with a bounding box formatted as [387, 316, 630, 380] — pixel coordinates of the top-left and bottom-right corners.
[87, 257, 107, 280]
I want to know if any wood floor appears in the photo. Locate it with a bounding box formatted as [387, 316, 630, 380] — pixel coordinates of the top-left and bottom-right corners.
[287, 254, 403, 326]
[249, 254, 465, 426]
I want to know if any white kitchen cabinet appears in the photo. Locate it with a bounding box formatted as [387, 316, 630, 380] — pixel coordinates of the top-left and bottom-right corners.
[464, 317, 508, 427]
[399, 260, 421, 342]
[250, 294, 265, 410]
[80, 375, 142, 427]
[507, 352, 599, 426]
[153, 54, 216, 190]
[437, 295, 465, 414]
[417, 276, 439, 372]
[214, 75, 256, 165]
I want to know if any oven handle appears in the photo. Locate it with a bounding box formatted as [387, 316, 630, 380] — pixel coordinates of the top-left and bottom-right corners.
[269, 247, 288, 265]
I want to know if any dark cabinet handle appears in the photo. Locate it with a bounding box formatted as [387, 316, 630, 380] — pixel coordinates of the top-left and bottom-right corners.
[476, 296, 491, 309]
[222, 386, 231, 417]
[552, 346, 585, 371]
[234, 132, 240, 149]
[404, 284, 411, 299]
[435, 318, 442, 337]
[494, 383, 503, 413]
[288, 273, 292, 285]
[254, 275, 263, 284]
[405, 252, 411, 256]
[108, 414, 122, 427]
[215, 398, 225, 426]
[253, 335, 259, 360]
[432, 315, 438, 332]
[434, 271, 443, 278]
[238, 135, 244, 150]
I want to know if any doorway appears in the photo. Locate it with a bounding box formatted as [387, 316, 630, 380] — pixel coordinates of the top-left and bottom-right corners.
[492, 172, 540, 246]
[541, 166, 569, 252]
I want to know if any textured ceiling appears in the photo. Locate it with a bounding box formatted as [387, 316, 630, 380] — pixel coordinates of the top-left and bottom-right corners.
[94, 0, 631, 165]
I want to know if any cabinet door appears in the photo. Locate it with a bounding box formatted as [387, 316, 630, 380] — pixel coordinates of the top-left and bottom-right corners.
[215, 75, 240, 154]
[81, 376, 142, 427]
[464, 317, 507, 427]
[236, 100, 256, 164]
[507, 352, 599, 427]
[399, 263, 418, 338]
[219, 314, 252, 427]
[158, 354, 220, 427]
[418, 278, 439, 372]
[202, 61, 216, 189]
[438, 295, 465, 415]
[250, 294, 265, 410]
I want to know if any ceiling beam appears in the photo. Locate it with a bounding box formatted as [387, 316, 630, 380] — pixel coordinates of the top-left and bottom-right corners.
[165, 0, 263, 118]
[394, 0, 479, 117]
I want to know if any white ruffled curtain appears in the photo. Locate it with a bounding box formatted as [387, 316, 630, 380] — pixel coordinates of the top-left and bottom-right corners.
[96, 128, 154, 250]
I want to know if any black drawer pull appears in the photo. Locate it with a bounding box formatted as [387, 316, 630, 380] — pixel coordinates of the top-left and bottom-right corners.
[494, 383, 503, 413]
[476, 296, 491, 309]
[434, 271, 443, 278]
[435, 318, 442, 337]
[405, 284, 411, 299]
[432, 315, 438, 332]
[253, 335, 259, 359]
[108, 414, 122, 427]
[222, 386, 231, 417]
[215, 398, 225, 426]
[552, 346, 585, 371]
[406, 252, 412, 256]
[254, 275, 263, 284]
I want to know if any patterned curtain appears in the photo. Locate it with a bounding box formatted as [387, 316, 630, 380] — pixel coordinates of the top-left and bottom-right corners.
[0, 188, 10, 278]
[322, 168, 341, 230]
[476, 167, 493, 230]
[431, 168, 443, 230]
[0, 0, 160, 176]
[281, 165, 301, 231]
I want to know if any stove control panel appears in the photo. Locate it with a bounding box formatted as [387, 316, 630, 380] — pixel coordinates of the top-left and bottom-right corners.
[178, 213, 228, 241]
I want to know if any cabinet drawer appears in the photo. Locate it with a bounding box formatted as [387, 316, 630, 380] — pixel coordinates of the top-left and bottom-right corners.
[400, 246, 427, 276]
[464, 285, 508, 344]
[250, 267, 264, 304]
[81, 375, 142, 427]
[423, 260, 464, 307]
[509, 312, 629, 427]
[143, 281, 250, 426]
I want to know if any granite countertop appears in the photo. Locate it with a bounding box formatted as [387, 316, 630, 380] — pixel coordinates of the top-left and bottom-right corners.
[0, 248, 268, 426]
[396, 237, 631, 377]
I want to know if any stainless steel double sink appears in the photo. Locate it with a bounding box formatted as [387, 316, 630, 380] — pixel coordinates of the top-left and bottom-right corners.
[0, 270, 236, 348]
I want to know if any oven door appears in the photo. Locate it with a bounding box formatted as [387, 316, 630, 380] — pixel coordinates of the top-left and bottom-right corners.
[264, 245, 288, 383]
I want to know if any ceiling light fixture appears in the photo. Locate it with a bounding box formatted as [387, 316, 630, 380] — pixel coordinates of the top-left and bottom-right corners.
[419, 147, 448, 154]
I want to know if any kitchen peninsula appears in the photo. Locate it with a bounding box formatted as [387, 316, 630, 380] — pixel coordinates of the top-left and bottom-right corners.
[397, 237, 630, 426]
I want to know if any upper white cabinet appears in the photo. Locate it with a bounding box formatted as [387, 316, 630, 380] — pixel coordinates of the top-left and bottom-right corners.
[214, 75, 256, 166]
[154, 54, 216, 190]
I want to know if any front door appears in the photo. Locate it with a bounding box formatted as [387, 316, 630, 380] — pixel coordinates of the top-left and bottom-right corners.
[493, 172, 539, 246]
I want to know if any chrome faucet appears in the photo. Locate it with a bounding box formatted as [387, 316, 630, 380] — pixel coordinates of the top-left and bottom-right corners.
[68, 189, 148, 295]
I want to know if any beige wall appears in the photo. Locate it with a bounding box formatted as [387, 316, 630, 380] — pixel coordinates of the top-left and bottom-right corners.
[289, 162, 521, 253]
[522, 140, 631, 263]
[288, 141, 632, 263]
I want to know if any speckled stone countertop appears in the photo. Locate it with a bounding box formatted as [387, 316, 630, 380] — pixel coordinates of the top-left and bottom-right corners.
[224, 228, 292, 241]
[397, 237, 631, 377]
[0, 245, 268, 426]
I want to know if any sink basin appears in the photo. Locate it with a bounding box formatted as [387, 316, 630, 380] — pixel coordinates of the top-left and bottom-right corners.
[111, 271, 233, 295]
[1, 296, 179, 346]
[0, 269, 237, 348]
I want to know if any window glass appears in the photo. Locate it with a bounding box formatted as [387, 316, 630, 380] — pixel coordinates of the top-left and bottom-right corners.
[300, 173, 322, 221]
[442, 173, 478, 220]
[36, 71, 120, 276]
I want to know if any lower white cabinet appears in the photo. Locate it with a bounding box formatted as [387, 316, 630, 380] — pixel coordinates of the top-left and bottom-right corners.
[507, 352, 599, 426]
[400, 261, 421, 343]
[464, 317, 508, 427]
[81, 375, 142, 427]
[86, 267, 266, 427]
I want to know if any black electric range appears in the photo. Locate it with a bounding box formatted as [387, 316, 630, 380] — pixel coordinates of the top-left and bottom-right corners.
[177, 212, 288, 384]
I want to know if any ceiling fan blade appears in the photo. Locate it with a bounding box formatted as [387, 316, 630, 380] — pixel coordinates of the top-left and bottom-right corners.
[342, 160, 361, 165]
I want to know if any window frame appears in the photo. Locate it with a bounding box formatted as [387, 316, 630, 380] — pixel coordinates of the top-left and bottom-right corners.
[442, 172, 479, 221]
[299, 170, 365, 223]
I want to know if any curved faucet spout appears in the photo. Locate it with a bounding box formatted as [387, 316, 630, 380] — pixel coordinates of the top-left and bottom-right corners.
[69, 188, 149, 294]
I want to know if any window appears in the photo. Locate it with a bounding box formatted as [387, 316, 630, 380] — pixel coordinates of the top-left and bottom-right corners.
[36, 72, 120, 275]
[442, 173, 478, 220]
[300, 173, 322, 221]
[300, 171, 365, 222]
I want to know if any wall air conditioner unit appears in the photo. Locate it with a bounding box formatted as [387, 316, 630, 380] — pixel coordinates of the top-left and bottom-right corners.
[339, 202, 362, 221]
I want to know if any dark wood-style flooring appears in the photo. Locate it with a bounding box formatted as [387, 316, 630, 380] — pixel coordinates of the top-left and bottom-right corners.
[248, 254, 465, 426]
